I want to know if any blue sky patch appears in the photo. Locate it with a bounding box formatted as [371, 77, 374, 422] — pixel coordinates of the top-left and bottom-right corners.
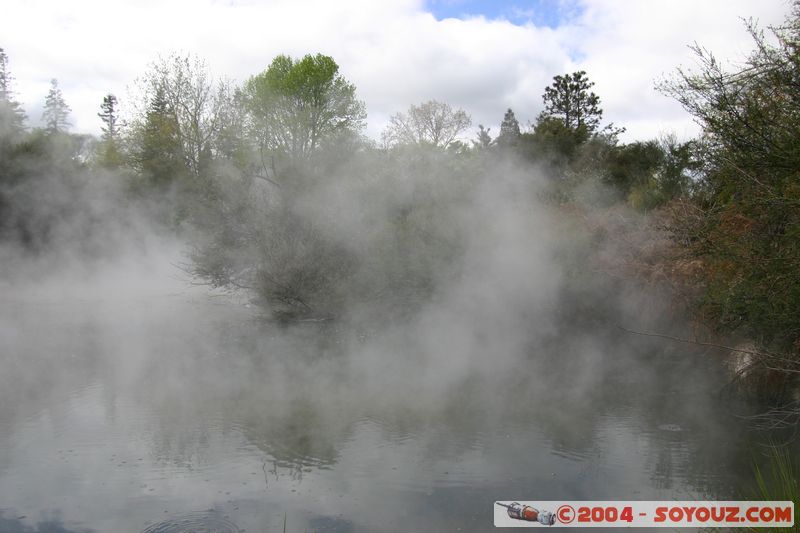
[425, 0, 582, 27]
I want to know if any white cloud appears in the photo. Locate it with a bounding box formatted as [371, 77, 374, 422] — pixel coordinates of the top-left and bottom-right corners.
[570, 0, 790, 140]
[0, 0, 791, 142]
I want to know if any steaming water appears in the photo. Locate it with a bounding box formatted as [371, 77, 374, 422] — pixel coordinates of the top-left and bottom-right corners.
[0, 263, 786, 532]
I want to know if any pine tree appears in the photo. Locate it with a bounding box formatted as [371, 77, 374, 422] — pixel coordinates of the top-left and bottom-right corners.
[98, 94, 118, 142]
[542, 71, 602, 135]
[97, 93, 121, 167]
[496, 108, 521, 148]
[137, 85, 185, 186]
[42, 78, 71, 134]
[0, 47, 26, 132]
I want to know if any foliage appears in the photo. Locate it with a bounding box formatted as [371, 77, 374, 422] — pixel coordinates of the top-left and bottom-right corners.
[0, 116, 128, 254]
[129, 53, 234, 181]
[98, 94, 118, 142]
[516, 72, 612, 184]
[603, 136, 695, 210]
[525, 114, 587, 165]
[604, 140, 663, 195]
[0, 34, 795, 357]
[473, 124, 492, 149]
[749, 445, 798, 533]
[191, 54, 368, 318]
[243, 53, 365, 174]
[660, 8, 800, 354]
[42, 78, 71, 134]
[496, 108, 520, 148]
[541, 71, 602, 135]
[132, 84, 186, 190]
[0, 47, 26, 135]
[97, 93, 122, 168]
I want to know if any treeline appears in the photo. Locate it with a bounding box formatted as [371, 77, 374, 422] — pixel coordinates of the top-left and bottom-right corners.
[0, 5, 798, 361]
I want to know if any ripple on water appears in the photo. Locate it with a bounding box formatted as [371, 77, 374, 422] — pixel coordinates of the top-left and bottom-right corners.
[141, 511, 241, 533]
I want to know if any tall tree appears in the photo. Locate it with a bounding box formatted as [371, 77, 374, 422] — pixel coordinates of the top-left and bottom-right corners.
[541, 71, 602, 135]
[496, 108, 521, 148]
[136, 84, 185, 187]
[382, 100, 471, 149]
[42, 78, 71, 134]
[0, 48, 11, 103]
[0, 47, 25, 133]
[97, 93, 121, 168]
[98, 94, 118, 141]
[473, 124, 493, 149]
[243, 53, 365, 170]
[135, 53, 232, 178]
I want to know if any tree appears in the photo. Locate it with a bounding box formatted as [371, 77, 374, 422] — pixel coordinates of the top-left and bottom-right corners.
[192, 54, 366, 317]
[42, 78, 71, 134]
[604, 140, 664, 196]
[382, 100, 470, 149]
[135, 84, 185, 188]
[521, 72, 609, 176]
[96, 93, 122, 167]
[527, 113, 585, 163]
[541, 71, 602, 136]
[134, 53, 233, 178]
[98, 94, 118, 141]
[604, 138, 695, 211]
[659, 8, 800, 356]
[0, 47, 25, 134]
[0, 48, 12, 102]
[496, 108, 520, 148]
[655, 134, 695, 200]
[473, 124, 493, 149]
[243, 53, 365, 171]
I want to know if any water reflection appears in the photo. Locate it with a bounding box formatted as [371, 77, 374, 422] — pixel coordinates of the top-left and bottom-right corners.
[0, 290, 792, 532]
[140, 511, 240, 533]
[0, 512, 94, 533]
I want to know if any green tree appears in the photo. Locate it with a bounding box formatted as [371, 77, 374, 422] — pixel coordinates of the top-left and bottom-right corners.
[42, 78, 71, 134]
[656, 135, 695, 200]
[496, 108, 520, 148]
[139, 53, 231, 178]
[0, 47, 27, 234]
[542, 71, 602, 137]
[98, 94, 118, 141]
[0, 47, 26, 134]
[473, 124, 492, 149]
[522, 71, 618, 185]
[660, 7, 800, 355]
[135, 84, 185, 188]
[97, 93, 121, 167]
[243, 53, 365, 172]
[192, 54, 367, 318]
[526, 114, 585, 163]
[604, 140, 663, 196]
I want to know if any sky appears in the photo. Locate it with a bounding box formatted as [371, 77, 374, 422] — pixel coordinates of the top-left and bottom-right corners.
[0, 0, 791, 143]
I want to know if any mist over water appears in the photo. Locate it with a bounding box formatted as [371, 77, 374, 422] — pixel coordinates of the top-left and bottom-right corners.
[0, 147, 784, 532]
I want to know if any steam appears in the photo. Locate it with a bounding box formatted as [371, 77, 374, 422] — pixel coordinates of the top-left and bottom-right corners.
[0, 105, 736, 533]
[0, 132, 689, 405]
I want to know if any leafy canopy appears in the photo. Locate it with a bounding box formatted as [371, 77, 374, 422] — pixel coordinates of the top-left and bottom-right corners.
[244, 53, 365, 164]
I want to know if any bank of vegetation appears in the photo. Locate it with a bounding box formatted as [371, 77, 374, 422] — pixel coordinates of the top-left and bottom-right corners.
[0, 9, 798, 389]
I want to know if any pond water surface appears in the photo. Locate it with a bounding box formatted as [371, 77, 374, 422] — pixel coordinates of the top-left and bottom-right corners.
[0, 274, 788, 532]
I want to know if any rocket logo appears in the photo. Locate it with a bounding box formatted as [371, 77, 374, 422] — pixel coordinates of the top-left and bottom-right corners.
[496, 502, 556, 525]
